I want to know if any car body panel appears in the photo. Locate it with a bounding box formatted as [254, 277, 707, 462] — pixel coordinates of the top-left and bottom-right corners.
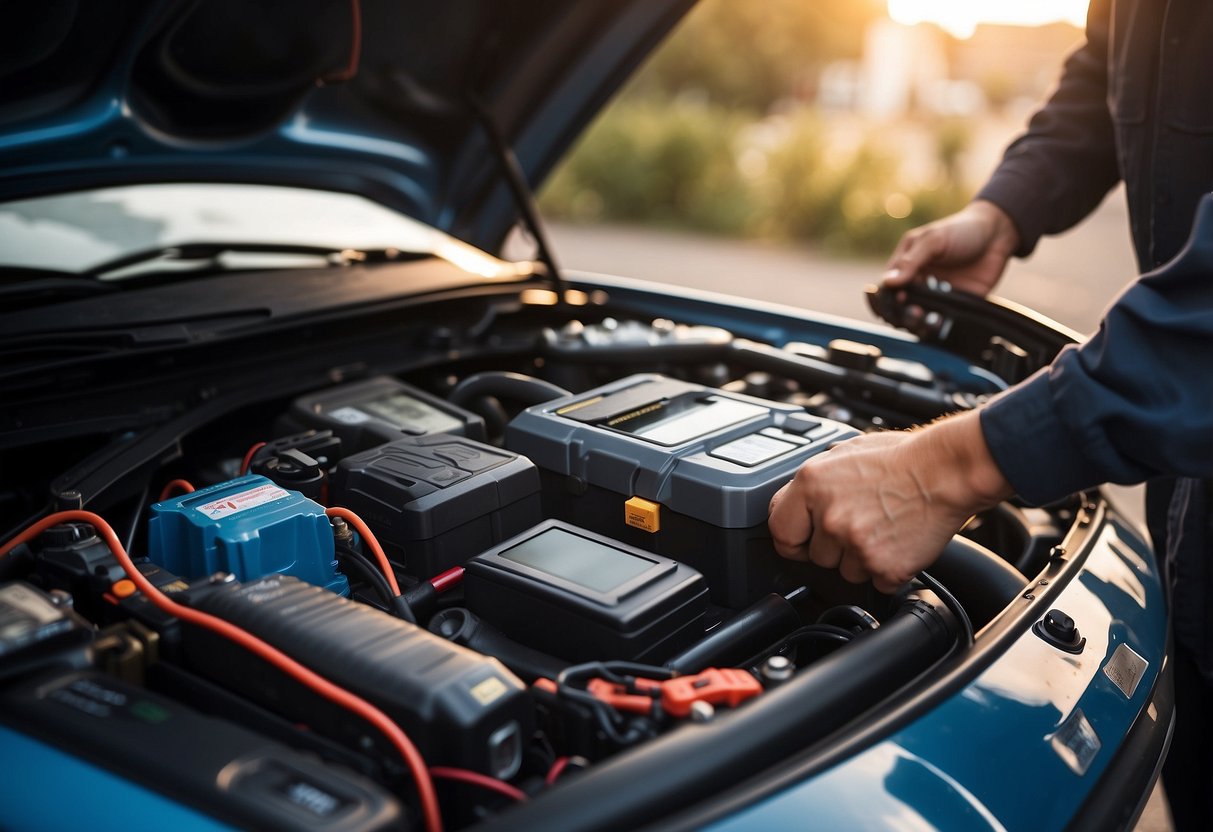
[0, 727, 232, 832]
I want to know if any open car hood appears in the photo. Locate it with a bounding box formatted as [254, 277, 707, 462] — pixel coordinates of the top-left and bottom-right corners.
[0, 0, 691, 254]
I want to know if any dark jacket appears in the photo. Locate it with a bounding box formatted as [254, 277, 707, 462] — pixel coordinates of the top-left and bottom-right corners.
[975, 0, 1213, 676]
[977, 0, 1213, 272]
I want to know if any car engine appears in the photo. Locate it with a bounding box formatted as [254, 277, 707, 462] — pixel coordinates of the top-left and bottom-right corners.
[0, 307, 1074, 831]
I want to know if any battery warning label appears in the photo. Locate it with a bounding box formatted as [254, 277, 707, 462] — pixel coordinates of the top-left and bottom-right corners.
[195, 484, 289, 520]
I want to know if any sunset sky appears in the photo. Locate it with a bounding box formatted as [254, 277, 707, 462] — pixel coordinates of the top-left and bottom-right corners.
[887, 0, 1089, 38]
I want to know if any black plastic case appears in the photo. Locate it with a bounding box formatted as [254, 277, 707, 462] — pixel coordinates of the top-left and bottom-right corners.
[463, 520, 708, 664]
[278, 376, 485, 453]
[0, 581, 93, 681]
[330, 433, 542, 578]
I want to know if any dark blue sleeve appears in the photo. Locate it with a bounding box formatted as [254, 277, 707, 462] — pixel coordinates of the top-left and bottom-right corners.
[975, 0, 1121, 258]
[980, 199, 1213, 505]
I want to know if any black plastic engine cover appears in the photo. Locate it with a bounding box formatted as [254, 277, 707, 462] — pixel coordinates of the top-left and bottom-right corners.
[330, 433, 541, 578]
[181, 575, 531, 779]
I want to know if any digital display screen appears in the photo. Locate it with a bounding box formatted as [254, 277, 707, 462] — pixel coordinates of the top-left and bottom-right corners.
[619, 397, 768, 446]
[362, 393, 462, 434]
[499, 528, 655, 594]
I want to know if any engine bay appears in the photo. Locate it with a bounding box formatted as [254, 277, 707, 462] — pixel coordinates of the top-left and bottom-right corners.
[0, 305, 1076, 831]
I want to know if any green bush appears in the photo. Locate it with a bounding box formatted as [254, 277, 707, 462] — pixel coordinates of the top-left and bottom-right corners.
[751, 113, 968, 253]
[541, 99, 755, 235]
[540, 102, 968, 256]
[631, 0, 885, 113]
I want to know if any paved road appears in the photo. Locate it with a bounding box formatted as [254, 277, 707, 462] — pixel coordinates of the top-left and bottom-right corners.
[545, 190, 1172, 832]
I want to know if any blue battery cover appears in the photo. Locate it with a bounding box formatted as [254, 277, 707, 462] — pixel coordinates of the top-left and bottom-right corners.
[147, 475, 348, 594]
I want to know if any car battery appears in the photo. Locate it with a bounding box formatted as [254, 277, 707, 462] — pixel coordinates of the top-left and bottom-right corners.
[148, 475, 348, 595]
[330, 434, 542, 579]
[505, 374, 860, 607]
[277, 376, 486, 454]
[464, 520, 708, 664]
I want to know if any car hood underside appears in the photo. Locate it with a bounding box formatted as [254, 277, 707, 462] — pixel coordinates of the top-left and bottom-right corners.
[0, 0, 691, 253]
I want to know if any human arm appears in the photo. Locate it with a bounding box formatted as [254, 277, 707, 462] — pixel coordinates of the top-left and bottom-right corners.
[975, 0, 1120, 259]
[882, 200, 1020, 296]
[884, 0, 1119, 293]
[767, 412, 1012, 594]
[774, 196, 1213, 588]
[981, 207, 1213, 504]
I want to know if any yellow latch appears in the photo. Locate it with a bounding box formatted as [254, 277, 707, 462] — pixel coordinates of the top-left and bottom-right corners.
[624, 496, 661, 533]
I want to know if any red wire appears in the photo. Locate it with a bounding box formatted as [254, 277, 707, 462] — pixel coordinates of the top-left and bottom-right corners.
[545, 756, 570, 786]
[0, 511, 442, 832]
[157, 479, 196, 501]
[429, 566, 465, 593]
[321, 0, 362, 84]
[430, 767, 527, 803]
[240, 442, 267, 475]
[325, 506, 401, 596]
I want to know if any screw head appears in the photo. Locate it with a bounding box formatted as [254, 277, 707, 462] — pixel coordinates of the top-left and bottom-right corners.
[47, 589, 74, 608]
[761, 655, 795, 683]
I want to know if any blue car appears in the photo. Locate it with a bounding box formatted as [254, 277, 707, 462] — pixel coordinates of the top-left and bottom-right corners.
[0, 2, 1173, 831]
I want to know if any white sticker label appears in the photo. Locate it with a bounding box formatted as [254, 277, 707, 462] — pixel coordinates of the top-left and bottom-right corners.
[327, 406, 371, 425]
[195, 484, 289, 520]
[1050, 707, 1101, 776]
[1103, 643, 1149, 699]
[469, 676, 509, 707]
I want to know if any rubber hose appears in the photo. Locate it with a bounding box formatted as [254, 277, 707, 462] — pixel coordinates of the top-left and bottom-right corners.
[448, 371, 571, 410]
[929, 536, 1025, 628]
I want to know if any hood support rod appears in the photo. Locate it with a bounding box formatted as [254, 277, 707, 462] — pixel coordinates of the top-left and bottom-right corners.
[469, 97, 567, 303]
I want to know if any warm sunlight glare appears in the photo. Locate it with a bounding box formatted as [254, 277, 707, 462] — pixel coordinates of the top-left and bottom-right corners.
[887, 0, 1089, 38]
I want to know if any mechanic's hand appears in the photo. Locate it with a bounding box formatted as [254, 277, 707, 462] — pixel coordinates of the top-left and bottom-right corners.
[767, 412, 1013, 594]
[883, 200, 1021, 297]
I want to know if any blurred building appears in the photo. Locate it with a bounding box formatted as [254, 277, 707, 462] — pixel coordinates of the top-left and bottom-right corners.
[859, 19, 949, 118]
[823, 18, 1084, 119]
[954, 22, 1086, 109]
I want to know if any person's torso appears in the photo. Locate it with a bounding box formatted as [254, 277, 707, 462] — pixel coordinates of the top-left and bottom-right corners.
[1107, 0, 1213, 269]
